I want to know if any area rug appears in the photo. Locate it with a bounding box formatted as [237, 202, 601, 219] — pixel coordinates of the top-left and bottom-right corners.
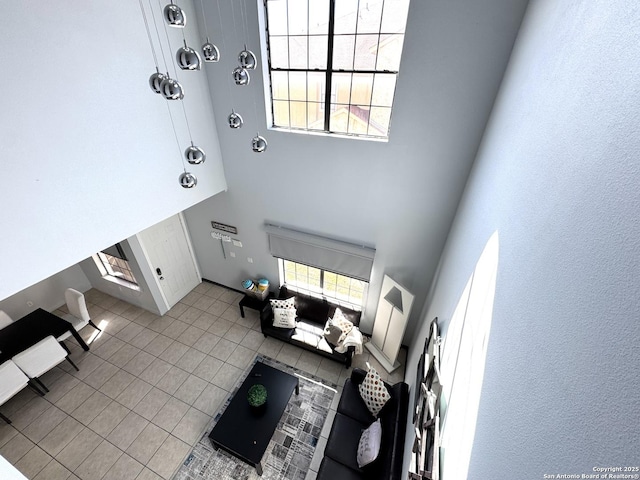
[172, 355, 338, 480]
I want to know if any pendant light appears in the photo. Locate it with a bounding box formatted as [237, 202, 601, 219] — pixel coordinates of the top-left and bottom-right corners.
[238, 45, 256, 70]
[149, 68, 167, 94]
[218, 0, 243, 128]
[232, 67, 250, 86]
[179, 171, 197, 188]
[157, 0, 207, 175]
[176, 39, 202, 70]
[202, 40, 220, 62]
[236, 0, 266, 152]
[160, 77, 185, 99]
[140, 0, 168, 96]
[199, 0, 220, 62]
[147, 0, 205, 187]
[164, 1, 186, 27]
[185, 142, 206, 164]
[251, 133, 267, 153]
[228, 110, 243, 129]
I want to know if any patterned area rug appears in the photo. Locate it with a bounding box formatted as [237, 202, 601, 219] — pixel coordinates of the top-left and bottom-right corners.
[172, 355, 337, 480]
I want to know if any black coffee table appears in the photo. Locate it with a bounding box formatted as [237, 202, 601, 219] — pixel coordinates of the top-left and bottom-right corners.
[208, 361, 299, 475]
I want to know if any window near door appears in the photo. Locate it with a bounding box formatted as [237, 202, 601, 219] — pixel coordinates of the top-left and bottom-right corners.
[278, 259, 368, 310]
[93, 243, 138, 287]
[260, 0, 411, 140]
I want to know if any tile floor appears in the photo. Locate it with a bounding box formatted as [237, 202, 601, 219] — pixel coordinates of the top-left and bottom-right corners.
[0, 282, 406, 480]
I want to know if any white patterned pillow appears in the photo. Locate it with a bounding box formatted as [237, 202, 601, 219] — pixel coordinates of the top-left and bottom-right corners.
[270, 297, 295, 310]
[358, 366, 391, 417]
[272, 307, 297, 328]
[357, 419, 382, 468]
[331, 308, 354, 344]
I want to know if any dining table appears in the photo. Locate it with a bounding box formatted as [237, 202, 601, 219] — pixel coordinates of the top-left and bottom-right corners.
[0, 308, 89, 363]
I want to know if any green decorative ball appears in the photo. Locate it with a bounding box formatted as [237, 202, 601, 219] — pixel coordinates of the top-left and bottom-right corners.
[247, 384, 267, 407]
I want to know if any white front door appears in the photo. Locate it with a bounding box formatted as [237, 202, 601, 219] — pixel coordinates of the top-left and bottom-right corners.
[137, 214, 200, 308]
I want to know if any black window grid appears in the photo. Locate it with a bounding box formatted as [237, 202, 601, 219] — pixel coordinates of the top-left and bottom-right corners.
[281, 259, 367, 310]
[97, 252, 138, 286]
[263, 0, 404, 139]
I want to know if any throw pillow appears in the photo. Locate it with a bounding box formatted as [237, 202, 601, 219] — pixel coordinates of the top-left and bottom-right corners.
[270, 297, 295, 310]
[357, 419, 382, 468]
[332, 308, 354, 344]
[358, 365, 391, 417]
[323, 322, 343, 346]
[272, 307, 297, 328]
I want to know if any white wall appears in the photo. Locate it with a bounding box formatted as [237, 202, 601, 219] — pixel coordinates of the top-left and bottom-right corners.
[404, 0, 640, 477]
[0, 265, 90, 319]
[0, 1, 227, 301]
[0, 455, 28, 480]
[184, 0, 528, 337]
[78, 239, 165, 315]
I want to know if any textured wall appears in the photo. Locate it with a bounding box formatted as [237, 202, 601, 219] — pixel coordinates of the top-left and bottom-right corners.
[404, 0, 640, 477]
[184, 0, 528, 338]
[0, 265, 91, 319]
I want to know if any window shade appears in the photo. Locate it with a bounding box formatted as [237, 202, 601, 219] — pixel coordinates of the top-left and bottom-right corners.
[265, 224, 375, 281]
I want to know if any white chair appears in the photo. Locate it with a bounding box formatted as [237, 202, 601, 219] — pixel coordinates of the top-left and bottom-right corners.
[0, 360, 31, 424]
[12, 335, 78, 393]
[59, 288, 101, 345]
[0, 310, 13, 329]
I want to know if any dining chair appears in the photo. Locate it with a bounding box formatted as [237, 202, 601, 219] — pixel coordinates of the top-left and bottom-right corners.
[12, 335, 79, 394]
[59, 288, 101, 346]
[0, 360, 31, 424]
[0, 310, 13, 330]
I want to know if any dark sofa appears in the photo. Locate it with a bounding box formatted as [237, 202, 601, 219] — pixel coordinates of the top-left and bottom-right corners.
[317, 368, 410, 480]
[260, 286, 361, 368]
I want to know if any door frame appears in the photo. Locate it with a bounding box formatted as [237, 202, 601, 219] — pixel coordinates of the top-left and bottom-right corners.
[134, 212, 202, 314]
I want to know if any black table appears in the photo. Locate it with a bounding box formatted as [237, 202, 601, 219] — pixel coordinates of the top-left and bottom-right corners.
[0, 308, 89, 363]
[238, 292, 273, 318]
[208, 361, 299, 475]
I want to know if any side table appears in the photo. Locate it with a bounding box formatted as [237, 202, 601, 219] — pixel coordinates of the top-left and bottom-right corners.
[239, 292, 274, 318]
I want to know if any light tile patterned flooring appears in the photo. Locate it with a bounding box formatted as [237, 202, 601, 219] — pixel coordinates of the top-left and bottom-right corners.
[0, 282, 405, 480]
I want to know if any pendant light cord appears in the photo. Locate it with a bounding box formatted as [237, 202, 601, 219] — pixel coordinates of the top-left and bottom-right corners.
[138, 0, 160, 69]
[240, 0, 249, 47]
[166, 99, 188, 170]
[219, 0, 236, 111]
[241, 0, 261, 133]
[156, 0, 195, 145]
[142, 0, 185, 167]
[199, 0, 210, 39]
[148, 0, 170, 74]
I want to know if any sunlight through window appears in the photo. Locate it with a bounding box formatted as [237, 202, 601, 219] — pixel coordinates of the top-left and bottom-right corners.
[439, 231, 499, 479]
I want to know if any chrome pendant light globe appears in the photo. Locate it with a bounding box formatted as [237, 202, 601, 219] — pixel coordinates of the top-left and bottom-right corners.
[238, 47, 257, 70]
[149, 69, 168, 94]
[164, 2, 186, 27]
[185, 143, 206, 164]
[160, 77, 184, 100]
[176, 40, 202, 71]
[179, 171, 197, 188]
[228, 110, 243, 129]
[202, 38, 220, 62]
[232, 67, 250, 86]
[251, 134, 267, 153]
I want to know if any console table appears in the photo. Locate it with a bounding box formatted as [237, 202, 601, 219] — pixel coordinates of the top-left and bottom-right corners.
[238, 292, 273, 318]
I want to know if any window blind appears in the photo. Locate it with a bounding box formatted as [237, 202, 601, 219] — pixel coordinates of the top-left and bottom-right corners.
[265, 224, 375, 281]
